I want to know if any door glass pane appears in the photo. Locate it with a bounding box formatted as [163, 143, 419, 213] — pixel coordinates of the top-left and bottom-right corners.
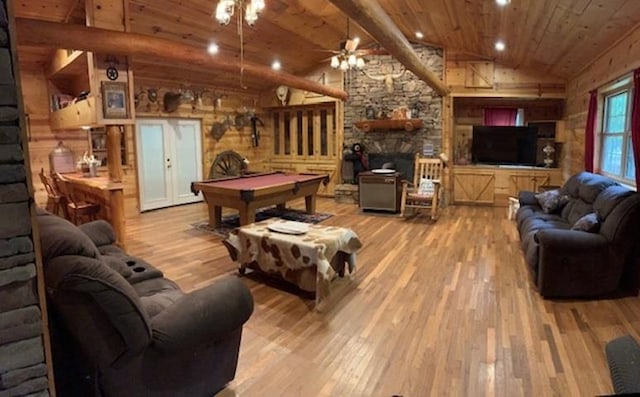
[320, 110, 328, 156]
[174, 123, 199, 198]
[139, 124, 169, 202]
[307, 110, 314, 156]
[284, 112, 291, 155]
[605, 92, 628, 133]
[601, 135, 623, 175]
[273, 113, 280, 155]
[297, 111, 303, 155]
[625, 139, 636, 180]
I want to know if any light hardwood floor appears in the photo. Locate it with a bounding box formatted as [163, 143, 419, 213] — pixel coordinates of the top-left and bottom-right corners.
[125, 198, 638, 396]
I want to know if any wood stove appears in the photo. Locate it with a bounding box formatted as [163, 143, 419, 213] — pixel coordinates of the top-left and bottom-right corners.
[358, 171, 403, 213]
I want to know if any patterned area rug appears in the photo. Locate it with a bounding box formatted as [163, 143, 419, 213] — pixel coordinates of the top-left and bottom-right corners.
[191, 207, 333, 238]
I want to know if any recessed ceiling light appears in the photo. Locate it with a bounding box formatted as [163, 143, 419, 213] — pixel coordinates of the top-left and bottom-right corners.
[415, 31, 424, 39]
[272, 60, 281, 70]
[496, 0, 510, 5]
[207, 42, 219, 55]
[495, 40, 506, 51]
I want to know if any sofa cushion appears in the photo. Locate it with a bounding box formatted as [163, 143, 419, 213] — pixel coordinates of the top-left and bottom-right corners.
[38, 214, 101, 261]
[102, 255, 134, 278]
[519, 214, 568, 236]
[562, 198, 595, 225]
[535, 189, 569, 213]
[594, 185, 634, 220]
[571, 213, 600, 233]
[79, 220, 117, 247]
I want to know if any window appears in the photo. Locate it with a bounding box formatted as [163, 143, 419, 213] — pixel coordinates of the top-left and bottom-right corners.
[600, 79, 636, 185]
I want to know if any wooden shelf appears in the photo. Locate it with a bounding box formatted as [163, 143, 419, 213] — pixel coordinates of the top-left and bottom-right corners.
[50, 96, 98, 130]
[354, 118, 424, 132]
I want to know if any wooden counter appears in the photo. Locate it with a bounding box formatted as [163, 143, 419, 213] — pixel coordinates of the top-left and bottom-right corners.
[60, 173, 126, 247]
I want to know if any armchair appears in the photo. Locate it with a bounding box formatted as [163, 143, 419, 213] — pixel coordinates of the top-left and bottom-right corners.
[37, 209, 254, 396]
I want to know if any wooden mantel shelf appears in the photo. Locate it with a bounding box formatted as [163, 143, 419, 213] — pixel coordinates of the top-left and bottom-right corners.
[354, 118, 424, 132]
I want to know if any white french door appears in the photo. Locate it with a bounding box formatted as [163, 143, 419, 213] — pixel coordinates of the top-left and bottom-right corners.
[136, 119, 203, 211]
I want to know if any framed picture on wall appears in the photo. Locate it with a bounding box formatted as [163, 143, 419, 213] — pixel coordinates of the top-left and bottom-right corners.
[101, 81, 129, 119]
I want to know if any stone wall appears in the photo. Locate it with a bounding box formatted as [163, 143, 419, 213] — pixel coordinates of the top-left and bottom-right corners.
[0, 1, 50, 396]
[344, 44, 444, 165]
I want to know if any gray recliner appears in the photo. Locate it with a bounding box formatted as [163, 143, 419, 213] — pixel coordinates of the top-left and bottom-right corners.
[37, 209, 254, 397]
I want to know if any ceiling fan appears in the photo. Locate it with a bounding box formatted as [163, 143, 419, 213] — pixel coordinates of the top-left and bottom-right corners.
[326, 18, 368, 70]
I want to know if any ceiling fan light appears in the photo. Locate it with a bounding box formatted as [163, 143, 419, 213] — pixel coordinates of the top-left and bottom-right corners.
[348, 54, 357, 66]
[245, 4, 258, 26]
[252, 0, 265, 13]
[339, 60, 349, 71]
[330, 56, 340, 69]
[215, 1, 233, 25]
[207, 42, 219, 54]
[356, 57, 365, 69]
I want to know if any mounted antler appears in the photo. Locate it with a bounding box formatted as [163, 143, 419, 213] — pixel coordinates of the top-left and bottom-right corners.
[362, 66, 406, 93]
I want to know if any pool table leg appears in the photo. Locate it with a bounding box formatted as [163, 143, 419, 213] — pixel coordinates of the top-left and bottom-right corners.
[209, 204, 222, 227]
[305, 194, 317, 214]
[240, 206, 257, 226]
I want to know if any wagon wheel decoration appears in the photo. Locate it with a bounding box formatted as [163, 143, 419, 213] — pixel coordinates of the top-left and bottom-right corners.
[208, 150, 245, 179]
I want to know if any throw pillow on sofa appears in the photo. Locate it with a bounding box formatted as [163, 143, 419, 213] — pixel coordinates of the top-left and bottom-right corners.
[535, 189, 569, 213]
[571, 212, 600, 233]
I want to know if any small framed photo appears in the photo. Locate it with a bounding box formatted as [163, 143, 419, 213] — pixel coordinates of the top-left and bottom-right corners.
[101, 81, 129, 119]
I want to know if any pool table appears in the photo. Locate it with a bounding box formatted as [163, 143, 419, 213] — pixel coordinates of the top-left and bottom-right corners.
[191, 172, 329, 227]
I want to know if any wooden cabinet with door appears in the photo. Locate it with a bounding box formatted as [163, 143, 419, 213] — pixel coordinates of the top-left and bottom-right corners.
[266, 102, 341, 196]
[454, 166, 562, 206]
[453, 168, 496, 204]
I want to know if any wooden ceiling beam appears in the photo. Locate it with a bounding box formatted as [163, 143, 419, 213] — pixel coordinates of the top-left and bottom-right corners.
[328, 0, 450, 96]
[14, 17, 348, 100]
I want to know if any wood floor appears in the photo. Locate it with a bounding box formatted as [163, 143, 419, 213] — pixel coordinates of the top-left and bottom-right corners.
[125, 198, 639, 396]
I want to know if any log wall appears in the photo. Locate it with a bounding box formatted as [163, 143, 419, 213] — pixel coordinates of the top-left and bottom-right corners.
[565, 24, 640, 176]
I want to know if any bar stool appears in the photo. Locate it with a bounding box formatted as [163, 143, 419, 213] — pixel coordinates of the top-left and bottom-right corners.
[55, 173, 101, 225]
[39, 168, 65, 217]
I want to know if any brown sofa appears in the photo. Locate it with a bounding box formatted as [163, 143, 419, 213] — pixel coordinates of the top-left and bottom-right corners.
[516, 172, 640, 298]
[37, 209, 254, 396]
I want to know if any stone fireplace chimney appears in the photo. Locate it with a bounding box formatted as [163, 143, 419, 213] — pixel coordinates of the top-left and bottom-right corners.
[343, 43, 444, 166]
[0, 1, 51, 395]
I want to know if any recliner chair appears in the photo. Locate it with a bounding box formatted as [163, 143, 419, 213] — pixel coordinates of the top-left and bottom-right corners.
[37, 209, 254, 397]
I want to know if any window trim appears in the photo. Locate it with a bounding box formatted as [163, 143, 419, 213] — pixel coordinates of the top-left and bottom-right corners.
[598, 75, 636, 186]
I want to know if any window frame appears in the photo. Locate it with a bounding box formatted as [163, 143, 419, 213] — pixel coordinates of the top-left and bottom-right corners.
[598, 76, 636, 186]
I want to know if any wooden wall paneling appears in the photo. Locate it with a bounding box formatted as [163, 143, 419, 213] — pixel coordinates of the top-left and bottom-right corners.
[565, 22, 640, 176]
[465, 61, 494, 88]
[446, 54, 567, 98]
[134, 84, 271, 180]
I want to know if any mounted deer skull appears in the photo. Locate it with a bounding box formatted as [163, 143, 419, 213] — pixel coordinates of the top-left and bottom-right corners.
[362, 65, 406, 94]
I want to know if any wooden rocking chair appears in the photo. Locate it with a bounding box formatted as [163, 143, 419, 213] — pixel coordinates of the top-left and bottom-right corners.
[400, 153, 443, 221]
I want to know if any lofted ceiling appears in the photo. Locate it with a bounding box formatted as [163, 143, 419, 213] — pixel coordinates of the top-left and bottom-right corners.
[12, 0, 640, 95]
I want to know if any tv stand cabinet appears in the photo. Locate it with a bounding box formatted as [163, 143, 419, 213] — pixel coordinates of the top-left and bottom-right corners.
[453, 165, 562, 206]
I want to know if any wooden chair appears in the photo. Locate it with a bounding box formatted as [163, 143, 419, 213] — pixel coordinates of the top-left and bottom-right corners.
[399, 153, 443, 221]
[55, 173, 101, 225]
[39, 168, 66, 217]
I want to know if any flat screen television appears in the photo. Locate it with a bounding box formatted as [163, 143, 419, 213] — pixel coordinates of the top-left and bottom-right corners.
[471, 125, 538, 166]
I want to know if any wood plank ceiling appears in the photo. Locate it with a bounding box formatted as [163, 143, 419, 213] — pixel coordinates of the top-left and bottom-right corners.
[12, 0, 640, 94]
